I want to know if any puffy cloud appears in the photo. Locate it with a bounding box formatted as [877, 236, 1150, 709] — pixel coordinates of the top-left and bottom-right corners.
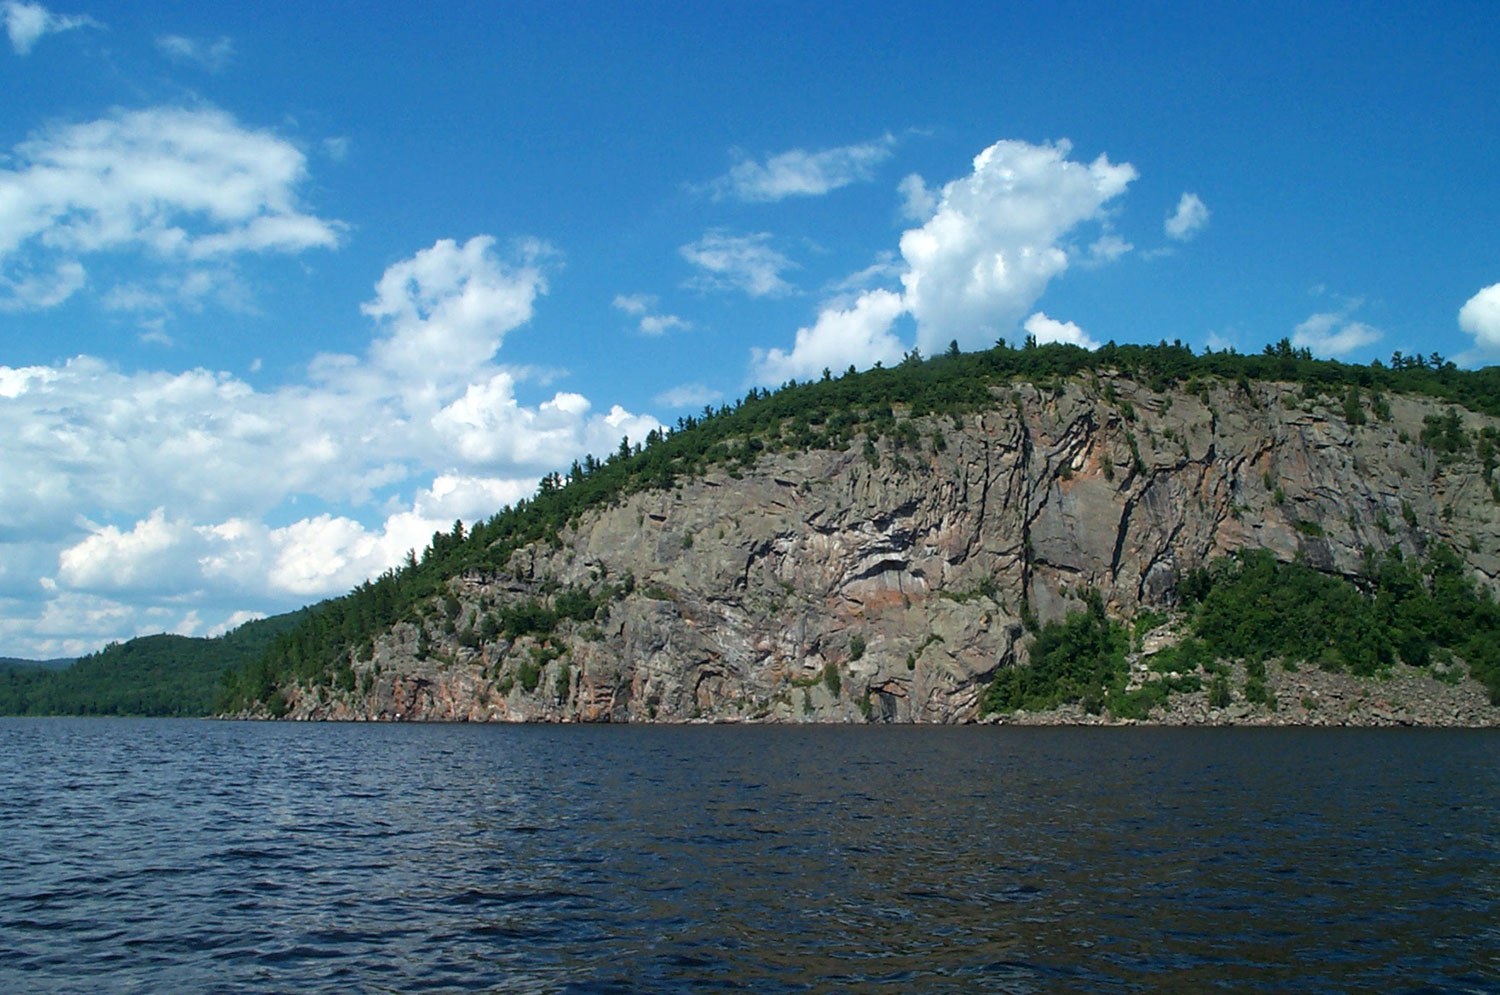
[1204, 329, 1239, 353]
[1291, 308, 1383, 356]
[1, 234, 664, 655]
[613, 292, 691, 335]
[57, 508, 205, 594]
[156, 33, 233, 72]
[53, 470, 543, 606]
[900, 139, 1136, 354]
[3, 0, 98, 54]
[0, 106, 342, 311]
[0, 357, 311, 537]
[362, 235, 549, 381]
[207, 610, 264, 638]
[681, 231, 796, 297]
[750, 288, 906, 384]
[1023, 311, 1100, 350]
[897, 173, 936, 222]
[1165, 192, 1210, 241]
[431, 371, 633, 469]
[712, 135, 896, 202]
[1087, 233, 1133, 264]
[1458, 283, 1500, 358]
[747, 138, 1137, 382]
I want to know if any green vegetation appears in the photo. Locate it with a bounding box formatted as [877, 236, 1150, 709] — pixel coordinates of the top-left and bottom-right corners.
[982, 543, 1500, 719]
[1421, 408, 1470, 458]
[848, 634, 866, 662]
[1106, 672, 1203, 720]
[822, 661, 842, 697]
[1180, 546, 1500, 700]
[215, 336, 1500, 713]
[0, 611, 306, 716]
[981, 589, 1128, 715]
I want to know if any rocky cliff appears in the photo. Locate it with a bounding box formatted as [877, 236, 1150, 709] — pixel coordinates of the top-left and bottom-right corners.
[274, 374, 1500, 724]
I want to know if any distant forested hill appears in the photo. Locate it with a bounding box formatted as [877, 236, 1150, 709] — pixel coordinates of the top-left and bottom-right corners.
[0, 611, 308, 717]
[0, 657, 73, 671]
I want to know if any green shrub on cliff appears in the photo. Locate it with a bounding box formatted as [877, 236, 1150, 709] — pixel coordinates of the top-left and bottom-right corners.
[1182, 545, 1500, 702]
[982, 589, 1128, 714]
[982, 542, 1500, 719]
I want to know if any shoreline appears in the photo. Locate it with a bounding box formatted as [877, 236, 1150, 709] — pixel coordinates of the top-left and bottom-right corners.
[984, 661, 1500, 728]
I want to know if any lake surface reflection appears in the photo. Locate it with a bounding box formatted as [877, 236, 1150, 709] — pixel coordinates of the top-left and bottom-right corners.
[2, 720, 1497, 992]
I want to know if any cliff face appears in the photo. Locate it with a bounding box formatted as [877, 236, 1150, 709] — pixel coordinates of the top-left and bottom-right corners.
[279, 376, 1500, 723]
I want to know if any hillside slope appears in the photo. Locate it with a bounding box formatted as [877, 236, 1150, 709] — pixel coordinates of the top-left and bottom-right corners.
[238, 366, 1500, 724]
[0, 611, 307, 716]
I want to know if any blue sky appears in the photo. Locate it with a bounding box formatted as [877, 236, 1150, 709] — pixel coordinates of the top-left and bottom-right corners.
[2, 1, 1498, 658]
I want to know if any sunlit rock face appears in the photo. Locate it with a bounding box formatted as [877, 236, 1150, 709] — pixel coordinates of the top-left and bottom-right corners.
[278, 377, 1500, 723]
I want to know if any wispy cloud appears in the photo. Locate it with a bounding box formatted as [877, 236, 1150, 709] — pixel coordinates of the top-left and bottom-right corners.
[709, 135, 896, 202]
[156, 33, 233, 72]
[3, 0, 99, 55]
[1086, 233, 1133, 265]
[681, 231, 796, 298]
[654, 382, 722, 409]
[613, 292, 691, 336]
[897, 173, 936, 222]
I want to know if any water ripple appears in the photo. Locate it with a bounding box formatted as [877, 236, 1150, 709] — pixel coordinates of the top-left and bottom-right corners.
[2, 721, 1499, 992]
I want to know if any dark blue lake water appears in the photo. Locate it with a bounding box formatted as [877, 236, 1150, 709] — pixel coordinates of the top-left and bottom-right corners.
[1, 720, 1497, 993]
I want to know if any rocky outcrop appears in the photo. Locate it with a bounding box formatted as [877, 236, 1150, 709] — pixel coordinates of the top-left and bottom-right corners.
[277, 375, 1500, 724]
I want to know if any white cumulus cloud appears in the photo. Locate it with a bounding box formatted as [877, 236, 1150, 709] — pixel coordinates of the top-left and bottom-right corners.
[3, 0, 98, 54]
[711, 135, 896, 202]
[1165, 192, 1210, 241]
[57, 508, 205, 594]
[362, 235, 549, 382]
[745, 138, 1138, 381]
[1458, 283, 1500, 360]
[1023, 312, 1100, 350]
[900, 139, 1137, 354]
[750, 288, 906, 384]
[1, 234, 663, 656]
[1291, 307, 1383, 357]
[0, 106, 342, 312]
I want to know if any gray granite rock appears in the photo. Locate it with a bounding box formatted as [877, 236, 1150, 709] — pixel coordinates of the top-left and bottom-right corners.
[277, 376, 1500, 725]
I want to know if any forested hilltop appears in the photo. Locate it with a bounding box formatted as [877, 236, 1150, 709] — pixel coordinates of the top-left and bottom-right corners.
[214, 338, 1500, 724]
[0, 611, 305, 717]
